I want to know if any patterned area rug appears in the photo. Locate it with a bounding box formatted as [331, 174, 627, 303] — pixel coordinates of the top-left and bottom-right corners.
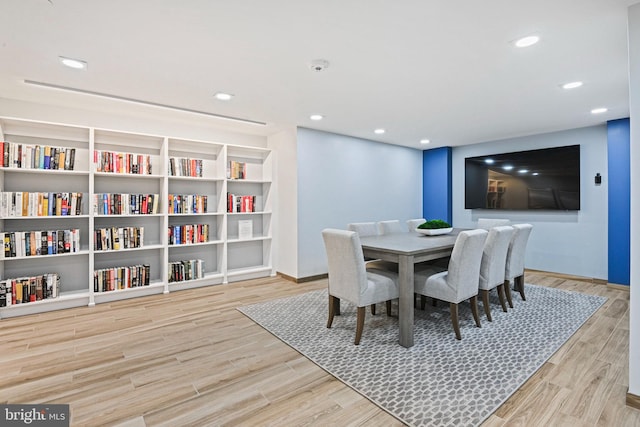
[238, 284, 606, 427]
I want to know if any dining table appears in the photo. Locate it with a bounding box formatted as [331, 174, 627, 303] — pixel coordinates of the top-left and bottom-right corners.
[359, 228, 464, 348]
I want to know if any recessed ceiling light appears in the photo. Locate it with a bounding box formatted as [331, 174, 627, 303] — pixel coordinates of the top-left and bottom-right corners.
[59, 56, 87, 70]
[310, 114, 323, 121]
[562, 81, 583, 90]
[532, 172, 539, 176]
[484, 159, 494, 164]
[214, 92, 233, 101]
[591, 107, 608, 114]
[420, 139, 430, 144]
[519, 169, 529, 174]
[503, 165, 514, 171]
[374, 128, 385, 134]
[514, 35, 540, 48]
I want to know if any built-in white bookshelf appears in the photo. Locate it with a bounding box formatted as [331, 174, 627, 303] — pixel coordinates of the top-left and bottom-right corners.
[0, 117, 275, 318]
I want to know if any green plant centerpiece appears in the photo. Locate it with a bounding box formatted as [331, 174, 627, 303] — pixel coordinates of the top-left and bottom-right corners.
[417, 219, 452, 230]
[416, 219, 453, 236]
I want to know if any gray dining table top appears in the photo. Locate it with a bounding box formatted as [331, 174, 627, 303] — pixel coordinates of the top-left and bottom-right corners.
[358, 228, 464, 255]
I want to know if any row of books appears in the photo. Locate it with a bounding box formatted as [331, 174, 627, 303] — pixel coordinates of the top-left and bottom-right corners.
[93, 264, 150, 292]
[93, 150, 153, 174]
[227, 193, 257, 213]
[0, 273, 60, 307]
[1, 142, 76, 170]
[227, 160, 247, 180]
[2, 229, 80, 258]
[93, 193, 159, 216]
[168, 259, 204, 283]
[168, 194, 208, 214]
[94, 227, 144, 251]
[0, 192, 83, 217]
[168, 224, 209, 245]
[169, 157, 203, 177]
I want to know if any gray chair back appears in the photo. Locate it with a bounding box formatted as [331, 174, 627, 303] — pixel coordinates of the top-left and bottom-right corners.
[347, 222, 379, 237]
[322, 229, 368, 303]
[406, 218, 426, 231]
[479, 226, 515, 290]
[446, 229, 488, 300]
[477, 218, 510, 230]
[505, 224, 533, 280]
[377, 220, 404, 234]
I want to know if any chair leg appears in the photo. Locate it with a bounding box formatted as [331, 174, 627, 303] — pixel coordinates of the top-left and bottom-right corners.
[497, 284, 508, 312]
[470, 296, 481, 327]
[481, 289, 493, 322]
[504, 279, 514, 308]
[432, 298, 438, 307]
[386, 300, 392, 316]
[517, 275, 526, 300]
[355, 306, 365, 345]
[420, 295, 426, 310]
[449, 302, 461, 340]
[327, 295, 339, 328]
[371, 304, 376, 315]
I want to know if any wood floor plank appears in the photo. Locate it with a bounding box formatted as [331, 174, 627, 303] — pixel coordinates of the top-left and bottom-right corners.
[0, 274, 636, 426]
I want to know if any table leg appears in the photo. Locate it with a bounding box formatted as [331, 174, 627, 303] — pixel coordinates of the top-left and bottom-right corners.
[398, 254, 414, 347]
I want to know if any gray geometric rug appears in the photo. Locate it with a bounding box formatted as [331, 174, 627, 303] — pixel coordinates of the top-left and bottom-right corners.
[238, 284, 606, 427]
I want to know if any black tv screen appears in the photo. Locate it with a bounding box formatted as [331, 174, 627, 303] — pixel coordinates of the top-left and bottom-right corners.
[465, 145, 580, 210]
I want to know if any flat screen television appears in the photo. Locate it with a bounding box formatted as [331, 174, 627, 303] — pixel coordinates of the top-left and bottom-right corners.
[465, 145, 580, 210]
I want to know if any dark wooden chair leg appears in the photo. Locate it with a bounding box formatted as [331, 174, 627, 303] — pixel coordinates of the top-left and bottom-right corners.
[450, 302, 461, 340]
[497, 284, 508, 312]
[481, 289, 493, 321]
[355, 306, 365, 345]
[420, 295, 426, 310]
[470, 295, 481, 327]
[327, 295, 338, 328]
[371, 304, 376, 315]
[432, 298, 438, 307]
[504, 279, 514, 308]
[517, 275, 526, 300]
[386, 300, 392, 316]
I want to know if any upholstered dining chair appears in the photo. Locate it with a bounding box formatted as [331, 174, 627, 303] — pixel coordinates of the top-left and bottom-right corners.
[406, 218, 426, 231]
[347, 222, 379, 237]
[348, 222, 398, 274]
[322, 229, 399, 345]
[414, 229, 488, 340]
[504, 223, 533, 306]
[377, 220, 404, 234]
[478, 225, 515, 321]
[477, 218, 510, 230]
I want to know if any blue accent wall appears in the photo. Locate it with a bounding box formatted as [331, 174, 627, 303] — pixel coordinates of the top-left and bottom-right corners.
[423, 147, 452, 223]
[607, 118, 630, 285]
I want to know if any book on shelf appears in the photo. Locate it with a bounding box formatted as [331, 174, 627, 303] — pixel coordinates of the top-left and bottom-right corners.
[168, 157, 203, 177]
[168, 224, 209, 245]
[94, 226, 144, 251]
[0, 192, 83, 217]
[93, 264, 150, 292]
[226, 193, 256, 213]
[0, 273, 60, 307]
[0, 229, 80, 258]
[0, 142, 76, 170]
[168, 194, 208, 214]
[92, 193, 159, 215]
[227, 160, 247, 179]
[168, 259, 204, 283]
[93, 150, 152, 175]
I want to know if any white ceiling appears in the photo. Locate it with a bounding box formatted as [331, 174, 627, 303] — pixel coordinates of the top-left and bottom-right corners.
[0, 0, 637, 149]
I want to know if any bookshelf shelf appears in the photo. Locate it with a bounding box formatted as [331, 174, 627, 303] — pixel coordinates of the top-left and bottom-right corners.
[0, 116, 274, 317]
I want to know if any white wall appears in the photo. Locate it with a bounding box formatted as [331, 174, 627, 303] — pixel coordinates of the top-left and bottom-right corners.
[268, 127, 298, 278]
[296, 128, 423, 278]
[628, 2, 640, 398]
[452, 125, 608, 280]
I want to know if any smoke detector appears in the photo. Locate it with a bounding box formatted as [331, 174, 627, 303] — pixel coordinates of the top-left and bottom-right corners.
[309, 59, 330, 72]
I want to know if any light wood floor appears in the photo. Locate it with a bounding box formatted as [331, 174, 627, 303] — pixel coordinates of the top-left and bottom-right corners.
[0, 272, 638, 426]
